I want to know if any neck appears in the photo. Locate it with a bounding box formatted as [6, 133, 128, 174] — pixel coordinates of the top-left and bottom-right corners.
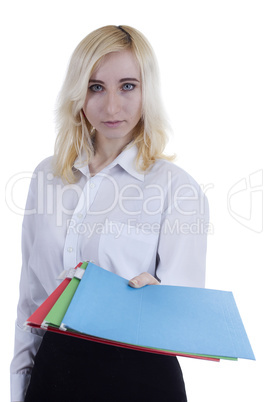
[89, 134, 131, 176]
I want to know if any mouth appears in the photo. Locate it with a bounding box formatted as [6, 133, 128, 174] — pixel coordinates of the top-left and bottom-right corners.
[103, 120, 124, 128]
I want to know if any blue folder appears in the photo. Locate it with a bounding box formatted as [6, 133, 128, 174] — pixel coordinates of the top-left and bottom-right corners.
[61, 262, 255, 361]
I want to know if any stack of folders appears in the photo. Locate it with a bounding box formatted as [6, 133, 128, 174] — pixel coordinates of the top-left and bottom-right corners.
[25, 261, 255, 362]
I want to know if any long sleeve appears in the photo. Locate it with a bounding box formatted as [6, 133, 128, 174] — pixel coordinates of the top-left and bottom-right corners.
[9, 156, 79, 401]
[156, 171, 209, 287]
[10, 172, 45, 402]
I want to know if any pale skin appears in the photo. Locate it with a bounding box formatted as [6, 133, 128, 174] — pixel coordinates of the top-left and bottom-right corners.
[83, 49, 159, 288]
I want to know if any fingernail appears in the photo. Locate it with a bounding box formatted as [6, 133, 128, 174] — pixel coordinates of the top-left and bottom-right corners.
[129, 279, 138, 287]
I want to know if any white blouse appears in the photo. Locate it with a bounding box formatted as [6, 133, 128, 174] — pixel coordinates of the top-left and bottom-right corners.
[10, 144, 209, 401]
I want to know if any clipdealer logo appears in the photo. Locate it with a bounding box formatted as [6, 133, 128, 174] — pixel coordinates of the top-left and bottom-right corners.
[227, 170, 263, 233]
[6, 169, 264, 234]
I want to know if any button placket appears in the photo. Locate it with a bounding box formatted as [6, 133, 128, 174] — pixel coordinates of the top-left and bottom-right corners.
[63, 176, 103, 269]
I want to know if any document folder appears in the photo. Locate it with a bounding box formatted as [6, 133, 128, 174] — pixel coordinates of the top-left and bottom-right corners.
[26, 261, 255, 362]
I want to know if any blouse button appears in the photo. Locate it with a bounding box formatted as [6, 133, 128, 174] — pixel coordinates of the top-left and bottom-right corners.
[67, 247, 73, 253]
[89, 182, 95, 189]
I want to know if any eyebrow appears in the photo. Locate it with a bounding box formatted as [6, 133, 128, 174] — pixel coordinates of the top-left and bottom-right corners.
[88, 78, 140, 84]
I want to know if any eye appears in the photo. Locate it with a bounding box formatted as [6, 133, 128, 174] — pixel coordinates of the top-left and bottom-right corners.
[89, 84, 103, 92]
[122, 83, 135, 91]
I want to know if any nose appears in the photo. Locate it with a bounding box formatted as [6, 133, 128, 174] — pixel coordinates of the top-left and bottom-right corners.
[105, 90, 121, 116]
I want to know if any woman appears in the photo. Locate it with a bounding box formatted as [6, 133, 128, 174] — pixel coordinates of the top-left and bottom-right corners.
[11, 25, 209, 401]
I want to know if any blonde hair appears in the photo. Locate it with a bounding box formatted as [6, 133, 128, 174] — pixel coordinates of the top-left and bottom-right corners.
[54, 25, 174, 183]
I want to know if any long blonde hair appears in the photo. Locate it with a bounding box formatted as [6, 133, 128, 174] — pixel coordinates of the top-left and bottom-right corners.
[54, 25, 174, 183]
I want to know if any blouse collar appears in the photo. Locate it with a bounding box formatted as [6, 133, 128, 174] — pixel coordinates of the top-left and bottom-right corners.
[73, 143, 145, 182]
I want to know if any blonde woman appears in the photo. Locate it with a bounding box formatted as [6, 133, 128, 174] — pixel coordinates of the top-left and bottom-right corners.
[11, 25, 209, 402]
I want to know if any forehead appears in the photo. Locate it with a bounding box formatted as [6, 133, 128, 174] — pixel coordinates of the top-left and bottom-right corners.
[91, 50, 141, 80]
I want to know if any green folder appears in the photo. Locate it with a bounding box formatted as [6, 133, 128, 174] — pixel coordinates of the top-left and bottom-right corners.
[42, 261, 88, 329]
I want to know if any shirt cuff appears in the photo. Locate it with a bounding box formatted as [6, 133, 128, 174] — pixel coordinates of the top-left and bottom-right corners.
[10, 372, 31, 402]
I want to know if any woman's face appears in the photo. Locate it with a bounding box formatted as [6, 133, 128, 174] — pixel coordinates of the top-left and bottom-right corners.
[83, 49, 142, 148]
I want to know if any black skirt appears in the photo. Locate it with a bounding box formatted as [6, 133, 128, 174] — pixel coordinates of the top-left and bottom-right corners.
[25, 331, 187, 402]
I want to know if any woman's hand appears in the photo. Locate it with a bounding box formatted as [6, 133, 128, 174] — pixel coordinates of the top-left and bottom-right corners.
[128, 272, 160, 288]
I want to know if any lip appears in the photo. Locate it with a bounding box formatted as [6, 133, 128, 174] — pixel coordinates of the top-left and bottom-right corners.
[103, 120, 124, 128]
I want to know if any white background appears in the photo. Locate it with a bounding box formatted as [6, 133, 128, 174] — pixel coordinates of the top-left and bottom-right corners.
[1, 1, 267, 400]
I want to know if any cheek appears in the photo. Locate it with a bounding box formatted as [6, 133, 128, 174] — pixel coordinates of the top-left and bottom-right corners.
[83, 99, 98, 122]
[129, 95, 142, 120]
[134, 104, 143, 122]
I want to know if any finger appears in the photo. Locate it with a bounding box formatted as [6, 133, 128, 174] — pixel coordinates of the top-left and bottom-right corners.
[128, 272, 160, 288]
